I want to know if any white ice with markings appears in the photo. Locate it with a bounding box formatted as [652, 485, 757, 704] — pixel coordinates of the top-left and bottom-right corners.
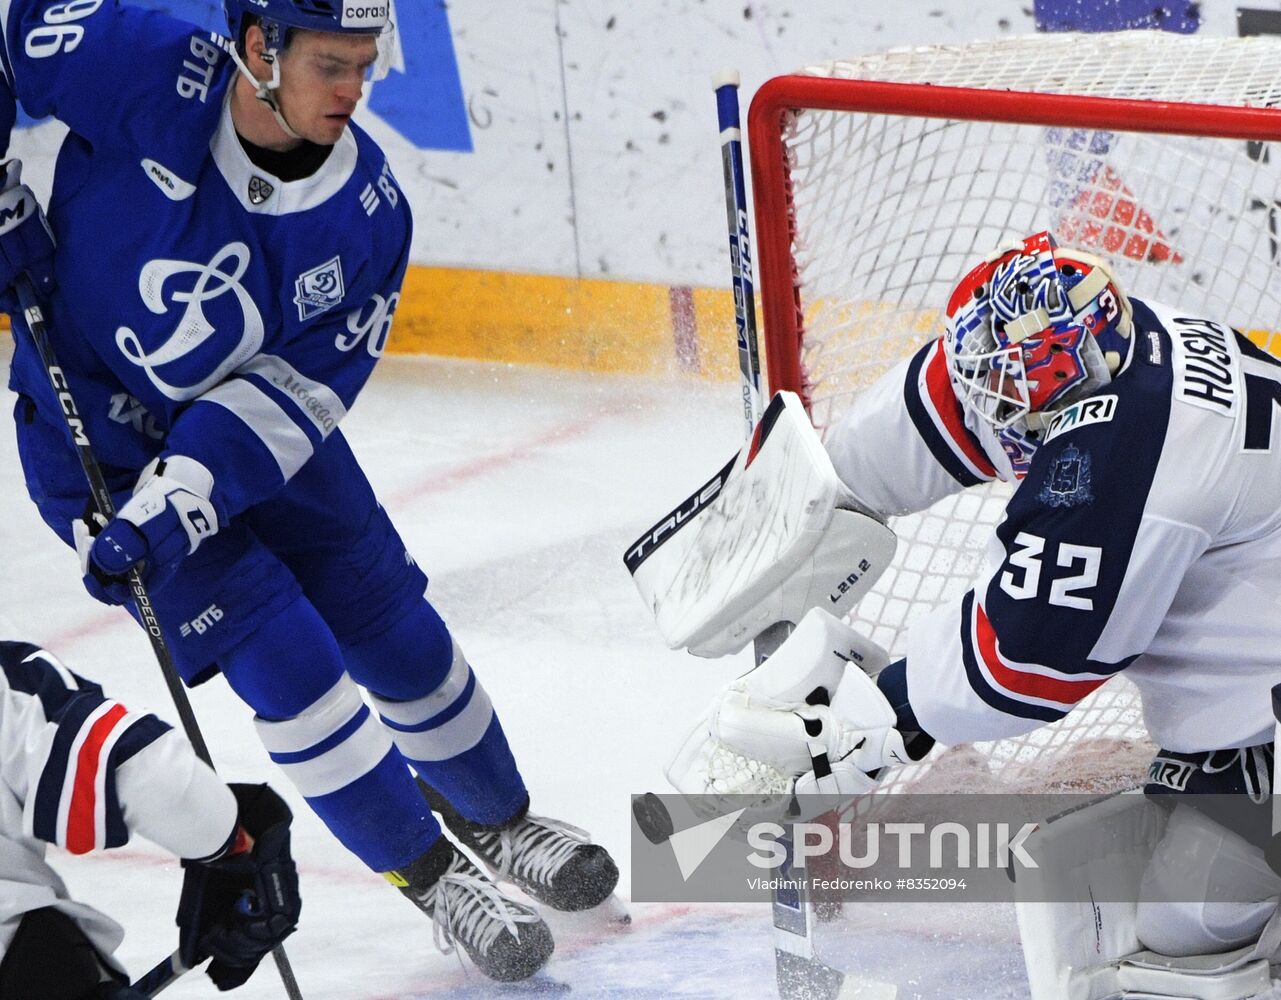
[0, 354, 1039, 998]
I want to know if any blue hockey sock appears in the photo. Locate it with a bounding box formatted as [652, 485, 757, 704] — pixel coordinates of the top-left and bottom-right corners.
[344, 602, 528, 825]
[222, 598, 441, 871]
[373, 674, 529, 826]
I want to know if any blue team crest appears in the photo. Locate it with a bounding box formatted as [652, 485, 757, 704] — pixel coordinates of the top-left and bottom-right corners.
[1039, 444, 1093, 507]
[294, 256, 346, 321]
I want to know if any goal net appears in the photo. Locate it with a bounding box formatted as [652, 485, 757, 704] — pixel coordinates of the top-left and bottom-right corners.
[747, 30, 1281, 795]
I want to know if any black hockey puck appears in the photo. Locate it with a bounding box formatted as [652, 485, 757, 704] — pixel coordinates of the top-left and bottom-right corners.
[632, 792, 675, 845]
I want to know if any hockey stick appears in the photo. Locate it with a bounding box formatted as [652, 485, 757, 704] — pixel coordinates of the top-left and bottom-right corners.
[131, 950, 187, 997]
[714, 69, 765, 439]
[711, 72, 879, 1000]
[1269, 684, 1281, 876]
[14, 279, 305, 1000]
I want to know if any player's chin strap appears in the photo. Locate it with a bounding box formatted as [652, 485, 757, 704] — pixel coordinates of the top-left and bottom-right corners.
[227, 43, 304, 142]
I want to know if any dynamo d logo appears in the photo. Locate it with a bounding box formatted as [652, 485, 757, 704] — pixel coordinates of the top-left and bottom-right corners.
[116, 242, 265, 402]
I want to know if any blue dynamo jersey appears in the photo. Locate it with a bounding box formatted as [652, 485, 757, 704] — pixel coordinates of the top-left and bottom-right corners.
[1, 1, 412, 518]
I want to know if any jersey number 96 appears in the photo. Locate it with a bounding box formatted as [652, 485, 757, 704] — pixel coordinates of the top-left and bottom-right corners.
[25, 0, 103, 59]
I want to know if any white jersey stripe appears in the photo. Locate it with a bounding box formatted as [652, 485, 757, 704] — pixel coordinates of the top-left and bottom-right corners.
[201, 377, 314, 480]
[238, 354, 348, 440]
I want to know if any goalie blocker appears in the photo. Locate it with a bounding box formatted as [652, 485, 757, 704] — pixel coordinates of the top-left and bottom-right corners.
[624, 392, 897, 659]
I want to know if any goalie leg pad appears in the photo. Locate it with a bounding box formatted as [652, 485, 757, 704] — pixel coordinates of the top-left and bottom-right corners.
[1016, 794, 1281, 1000]
[1135, 803, 1281, 958]
[1014, 791, 1168, 1000]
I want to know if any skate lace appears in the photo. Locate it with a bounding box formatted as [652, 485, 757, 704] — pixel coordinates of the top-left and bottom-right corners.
[422, 853, 540, 958]
[475, 813, 590, 885]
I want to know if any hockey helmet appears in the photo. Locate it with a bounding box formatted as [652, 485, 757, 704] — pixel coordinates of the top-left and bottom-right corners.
[943, 231, 1133, 432]
[223, 0, 394, 78]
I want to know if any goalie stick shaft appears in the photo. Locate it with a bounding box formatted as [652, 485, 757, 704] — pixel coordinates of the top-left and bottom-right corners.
[15, 279, 305, 1000]
[714, 69, 765, 437]
[711, 73, 864, 1000]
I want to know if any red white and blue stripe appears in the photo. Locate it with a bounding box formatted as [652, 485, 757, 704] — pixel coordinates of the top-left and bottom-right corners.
[2, 642, 170, 855]
[904, 340, 998, 487]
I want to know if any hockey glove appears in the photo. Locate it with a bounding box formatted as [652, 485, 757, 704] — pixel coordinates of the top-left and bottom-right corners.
[0, 159, 55, 312]
[73, 509, 132, 606]
[88, 456, 220, 591]
[177, 783, 301, 992]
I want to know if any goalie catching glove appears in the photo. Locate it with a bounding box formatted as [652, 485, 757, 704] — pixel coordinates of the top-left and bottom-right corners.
[670, 608, 929, 816]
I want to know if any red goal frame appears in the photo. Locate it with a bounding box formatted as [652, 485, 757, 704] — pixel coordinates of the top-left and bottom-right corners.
[746, 76, 1281, 407]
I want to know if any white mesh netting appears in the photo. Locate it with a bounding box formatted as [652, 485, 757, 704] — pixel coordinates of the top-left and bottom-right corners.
[754, 31, 1281, 799]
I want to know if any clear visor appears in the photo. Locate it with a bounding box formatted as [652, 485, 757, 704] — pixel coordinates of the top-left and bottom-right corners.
[367, 20, 398, 82]
[947, 335, 1032, 431]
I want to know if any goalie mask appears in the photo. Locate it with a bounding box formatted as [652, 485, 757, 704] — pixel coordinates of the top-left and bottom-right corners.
[943, 231, 1133, 433]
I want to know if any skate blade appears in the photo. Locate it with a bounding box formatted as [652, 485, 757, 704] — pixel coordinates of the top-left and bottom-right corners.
[495, 972, 571, 995]
[544, 893, 632, 936]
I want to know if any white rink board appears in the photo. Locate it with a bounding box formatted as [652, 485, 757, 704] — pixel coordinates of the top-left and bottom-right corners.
[4, 1, 1259, 287]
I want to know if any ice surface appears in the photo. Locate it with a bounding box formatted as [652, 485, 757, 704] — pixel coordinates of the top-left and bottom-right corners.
[0, 354, 1036, 998]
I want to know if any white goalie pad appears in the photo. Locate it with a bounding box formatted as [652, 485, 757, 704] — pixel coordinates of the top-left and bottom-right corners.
[1015, 792, 1168, 1000]
[1014, 793, 1276, 1000]
[624, 391, 897, 658]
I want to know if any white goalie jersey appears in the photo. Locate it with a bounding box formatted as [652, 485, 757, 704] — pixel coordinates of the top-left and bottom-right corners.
[0, 641, 236, 964]
[825, 297, 1281, 754]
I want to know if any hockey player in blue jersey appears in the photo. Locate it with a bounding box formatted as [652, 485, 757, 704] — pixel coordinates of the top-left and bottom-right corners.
[0, 639, 301, 998]
[0, 0, 617, 981]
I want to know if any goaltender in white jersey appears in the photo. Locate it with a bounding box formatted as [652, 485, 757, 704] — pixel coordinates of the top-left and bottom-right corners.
[631, 231, 1281, 997]
[830, 239, 1281, 756]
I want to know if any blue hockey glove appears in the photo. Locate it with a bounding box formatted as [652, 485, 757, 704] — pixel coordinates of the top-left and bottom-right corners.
[177, 784, 301, 992]
[87, 456, 220, 591]
[0, 159, 55, 311]
[73, 510, 131, 606]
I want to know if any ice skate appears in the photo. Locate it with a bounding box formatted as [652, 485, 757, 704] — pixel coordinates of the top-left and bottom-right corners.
[388, 837, 554, 982]
[422, 784, 619, 912]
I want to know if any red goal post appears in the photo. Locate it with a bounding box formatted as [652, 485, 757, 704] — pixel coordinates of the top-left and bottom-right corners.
[750, 75, 1281, 408]
[741, 31, 1281, 791]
